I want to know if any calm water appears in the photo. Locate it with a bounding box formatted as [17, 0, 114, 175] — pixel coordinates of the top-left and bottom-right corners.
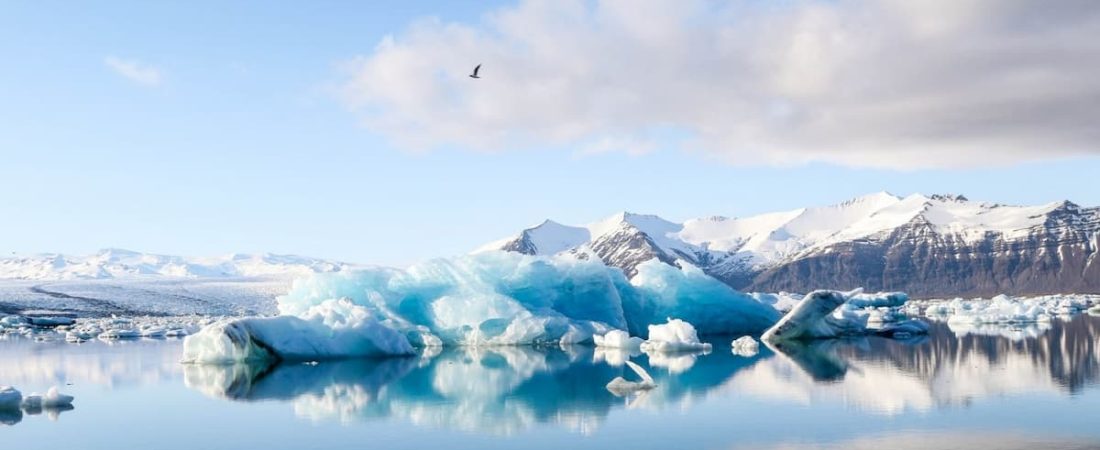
[3, 316, 1100, 449]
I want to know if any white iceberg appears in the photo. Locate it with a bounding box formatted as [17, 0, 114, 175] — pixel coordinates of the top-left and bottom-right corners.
[593, 330, 643, 350]
[606, 360, 656, 396]
[182, 299, 415, 363]
[639, 318, 712, 353]
[731, 336, 759, 357]
[0, 386, 21, 411]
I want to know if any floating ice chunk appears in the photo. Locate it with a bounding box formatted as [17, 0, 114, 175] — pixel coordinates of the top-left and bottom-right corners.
[639, 318, 712, 353]
[0, 386, 21, 411]
[606, 360, 656, 396]
[165, 329, 189, 337]
[41, 387, 74, 408]
[0, 316, 28, 329]
[845, 291, 909, 308]
[141, 327, 168, 338]
[98, 329, 140, 340]
[21, 387, 74, 416]
[593, 330, 643, 350]
[731, 336, 759, 357]
[28, 316, 77, 327]
[761, 290, 924, 342]
[182, 299, 415, 363]
[762, 291, 851, 342]
[65, 331, 93, 342]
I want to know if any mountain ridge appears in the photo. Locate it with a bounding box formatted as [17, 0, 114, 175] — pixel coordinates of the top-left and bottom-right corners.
[477, 193, 1100, 297]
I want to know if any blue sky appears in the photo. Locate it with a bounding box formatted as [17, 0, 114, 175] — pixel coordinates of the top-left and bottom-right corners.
[2, 1, 1098, 265]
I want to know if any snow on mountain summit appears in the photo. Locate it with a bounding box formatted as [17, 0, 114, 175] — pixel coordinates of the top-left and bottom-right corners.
[477, 193, 1100, 297]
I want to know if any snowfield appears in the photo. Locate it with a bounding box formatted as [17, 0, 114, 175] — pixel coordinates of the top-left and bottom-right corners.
[0, 249, 354, 317]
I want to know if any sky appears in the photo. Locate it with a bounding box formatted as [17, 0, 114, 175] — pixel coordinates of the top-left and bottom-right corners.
[2, 0, 1099, 265]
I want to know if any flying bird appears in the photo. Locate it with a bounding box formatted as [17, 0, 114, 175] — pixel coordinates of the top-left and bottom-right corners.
[469, 64, 481, 79]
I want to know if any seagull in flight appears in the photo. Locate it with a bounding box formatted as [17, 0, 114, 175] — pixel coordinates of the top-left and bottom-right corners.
[469, 64, 481, 79]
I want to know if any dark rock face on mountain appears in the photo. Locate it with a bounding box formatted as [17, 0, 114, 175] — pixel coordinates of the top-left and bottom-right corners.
[587, 224, 677, 278]
[749, 204, 1100, 297]
[480, 194, 1100, 298]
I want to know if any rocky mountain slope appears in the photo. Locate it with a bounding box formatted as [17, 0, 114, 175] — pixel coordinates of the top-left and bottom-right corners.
[477, 193, 1100, 297]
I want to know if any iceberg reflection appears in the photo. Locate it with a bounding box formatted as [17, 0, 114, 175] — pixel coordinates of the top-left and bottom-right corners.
[182, 315, 1100, 432]
[184, 345, 767, 434]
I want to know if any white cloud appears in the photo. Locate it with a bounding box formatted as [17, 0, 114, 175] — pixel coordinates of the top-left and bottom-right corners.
[339, 0, 1100, 169]
[104, 56, 162, 87]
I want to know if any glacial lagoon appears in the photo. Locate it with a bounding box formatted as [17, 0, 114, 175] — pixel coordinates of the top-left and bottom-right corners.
[2, 316, 1100, 449]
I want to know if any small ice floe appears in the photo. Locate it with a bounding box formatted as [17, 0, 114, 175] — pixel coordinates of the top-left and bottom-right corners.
[919, 294, 1093, 324]
[140, 327, 168, 338]
[0, 315, 29, 329]
[593, 330, 643, 350]
[730, 336, 759, 357]
[0, 386, 22, 411]
[98, 329, 141, 340]
[21, 386, 75, 418]
[606, 360, 656, 396]
[64, 331, 95, 343]
[165, 329, 189, 338]
[27, 316, 77, 327]
[639, 318, 712, 353]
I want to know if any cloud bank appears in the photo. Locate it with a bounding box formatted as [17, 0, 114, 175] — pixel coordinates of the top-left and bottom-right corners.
[340, 0, 1100, 169]
[104, 56, 162, 87]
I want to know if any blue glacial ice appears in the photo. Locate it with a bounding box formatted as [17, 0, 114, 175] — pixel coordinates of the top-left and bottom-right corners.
[184, 252, 782, 363]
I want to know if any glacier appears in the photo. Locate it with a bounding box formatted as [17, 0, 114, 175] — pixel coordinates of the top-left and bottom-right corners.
[184, 252, 781, 363]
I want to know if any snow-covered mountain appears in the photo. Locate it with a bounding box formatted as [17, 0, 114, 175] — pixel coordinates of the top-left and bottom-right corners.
[0, 248, 351, 281]
[477, 193, 1100, 297]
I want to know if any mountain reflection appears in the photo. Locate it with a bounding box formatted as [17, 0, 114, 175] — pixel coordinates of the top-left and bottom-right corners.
[173, 315, 1100, 432]
[732, 315, 1100, 415]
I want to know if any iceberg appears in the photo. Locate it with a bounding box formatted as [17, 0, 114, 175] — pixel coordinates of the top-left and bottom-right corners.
[186, 252, 780, 362]
[0, 386, 21, 411]
[639, 318, 712, 353]
[21, 387, 74, 409]
[182, 299, 415, 363]
[731, 336, 759, 357]
[762, 290, 926, 342]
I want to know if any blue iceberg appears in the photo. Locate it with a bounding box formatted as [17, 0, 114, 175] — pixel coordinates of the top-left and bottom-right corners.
[184, 252, 782, 363]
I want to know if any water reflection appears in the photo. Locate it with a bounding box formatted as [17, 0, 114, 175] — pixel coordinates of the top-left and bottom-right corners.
[184, 345, 767, 434]
[730, 315, 1100, 414]
[0, 337, 182, 388]
[3, 315, 1099, 437]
